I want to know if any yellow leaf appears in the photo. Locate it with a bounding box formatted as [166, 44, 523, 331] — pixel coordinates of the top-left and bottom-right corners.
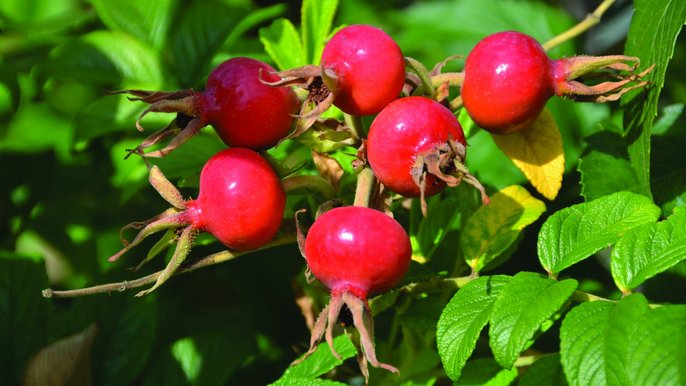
[491, 110, 565, 200]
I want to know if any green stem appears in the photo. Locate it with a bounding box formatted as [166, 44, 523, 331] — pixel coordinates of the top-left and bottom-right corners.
[353, 167, 377, 208]
[281, 175, 336, 200]
[42, 234, 297, 298]
[344, 113, 365, 140]
[431, 72, 464, 88]
[542, 0, 616, 51]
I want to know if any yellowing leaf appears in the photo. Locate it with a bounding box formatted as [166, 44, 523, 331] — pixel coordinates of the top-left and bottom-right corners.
[462, 185, 546, 272]
[491, 110, 564, 200]
[24, 324, 97, 386]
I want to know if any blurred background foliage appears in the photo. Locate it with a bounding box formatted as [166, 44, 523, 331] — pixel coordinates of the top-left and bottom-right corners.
[1, 0, 684, 385]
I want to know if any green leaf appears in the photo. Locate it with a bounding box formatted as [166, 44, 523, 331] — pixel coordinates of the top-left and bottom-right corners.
[224, 4, 286, 52]
[0, 102, 73, 159]
[50, 30, 164, 88]
[73, 93, 149, 143]
[560, 301, 613, 386]
[169, 2, 244, 87]
[88, 296, 158, 385]
[0, 253, 50, 386]
[454, 358, 517, 386]
[0, 0, 81, 27]
[626, 304, 686, 386]
[89, 0, 177, 50]
[170, 329, 258, 385]
[436, 275, 511, 381]
[390, 0, 576, 67]
[153, 129, 227, 181]
[538, 191, 661, 276]
[622, 0, 686, 198]
[461, 185, 545, 272]
[301, 0, 339, 64]
[271, 378, 347, 386]
[489, 272, 577, 369]
[518, 354, 568, 386]
[578, 126, 641, 201]
[651, 103, 684, 135]
[259, 18, 307, 71]
[652, 134, 686, 214]
[611, 207, 686, 292]
[282, 334, 356, 379]
[411, 184, 481, 262]
[563, 294, 686, 386]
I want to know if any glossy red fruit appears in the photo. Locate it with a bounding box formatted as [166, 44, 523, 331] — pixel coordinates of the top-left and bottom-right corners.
[305, 206, 412, 299]
[321, 24, 405, 116]
[297, 205, 411, 376]
[118, 57, 299, 157]
[108, 148, 286, 296]
[202, 58, 299, 149]
[189, 148, 286, 251]
[461, 31, 554, 134]
[367, 96, 466, 198]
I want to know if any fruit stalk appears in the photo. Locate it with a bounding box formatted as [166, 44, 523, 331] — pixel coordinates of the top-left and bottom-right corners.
[41, 234, 297, 298]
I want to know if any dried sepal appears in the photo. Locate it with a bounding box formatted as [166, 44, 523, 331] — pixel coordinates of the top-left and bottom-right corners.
[553, 55, 654, 102]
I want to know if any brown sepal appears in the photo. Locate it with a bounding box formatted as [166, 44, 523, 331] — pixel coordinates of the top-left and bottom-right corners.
[111, 89, 205, 158]
[412, 138, 489, 216]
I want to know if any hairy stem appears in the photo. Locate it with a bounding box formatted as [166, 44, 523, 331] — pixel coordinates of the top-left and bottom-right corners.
[353, 167, 377, 208]
[42, 234, 297, 298]
[542, 0, 616, 51]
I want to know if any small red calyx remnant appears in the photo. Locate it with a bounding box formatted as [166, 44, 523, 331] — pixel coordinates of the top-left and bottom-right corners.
[114, 57, 299, 157]
[262, 24, 406, 137]
[297, 206, 411, 379]
[366, 96, 488, 215]
[110, 148, 286, 296]
[461, 31, 652, 135]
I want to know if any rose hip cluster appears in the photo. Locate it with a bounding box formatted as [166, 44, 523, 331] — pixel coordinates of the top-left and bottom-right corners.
[108, 25, 650, 380]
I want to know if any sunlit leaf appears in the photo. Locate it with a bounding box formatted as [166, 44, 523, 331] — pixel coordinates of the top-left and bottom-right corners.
[538, 191, 661, 276]
[259, 18, 307, 70]
[461, 185, 546, 272]
[489, 272, 577, 368]
[272, 378, 347, 386]
[561, 294, 686, 386]
[437, 275, 511, 381]
[301, 0, 339, 64]
[491, 110, 564, 200]
[611, 207, 686, 292]
[282, 335, 356, 379]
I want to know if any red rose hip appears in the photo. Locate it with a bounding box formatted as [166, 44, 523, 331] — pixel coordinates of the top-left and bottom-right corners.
[117, 57, 299, 156]
[296, 206, 411, 377]
[108, 148, 286, 295]
[461, 31, 553, 134]
[321, 24, 406, 116]
[367, 96, 488, 214]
